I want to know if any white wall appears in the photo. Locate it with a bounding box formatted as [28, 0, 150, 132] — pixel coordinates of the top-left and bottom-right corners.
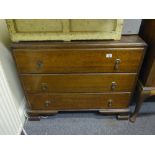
[0, 19, 26, 134]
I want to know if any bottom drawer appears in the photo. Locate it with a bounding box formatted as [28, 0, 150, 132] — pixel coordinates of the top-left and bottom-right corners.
[27, 93, 131, 110]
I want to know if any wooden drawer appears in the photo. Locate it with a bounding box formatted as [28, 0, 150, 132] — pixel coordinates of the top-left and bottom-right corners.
[27, 93, 131, 110]
[13, 48, 144, 73]
[21, 73, 137, 93]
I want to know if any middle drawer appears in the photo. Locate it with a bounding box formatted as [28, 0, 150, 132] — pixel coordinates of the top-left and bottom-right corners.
[21, 73, 137, 93]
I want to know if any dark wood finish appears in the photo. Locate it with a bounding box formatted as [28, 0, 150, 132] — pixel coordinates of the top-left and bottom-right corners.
[13, 48, 144, 73]
[28, 116, 40, 121]
[27, 93, 131, 110]
[130, 20, 155, 122]
[11, 36, 146, 49]
[21, 73, 137, 93]
[139, 20, 155, 87]
[130, 81, 155, 122]
[11, 35, 146, 119]
[28, 108, 130, 115]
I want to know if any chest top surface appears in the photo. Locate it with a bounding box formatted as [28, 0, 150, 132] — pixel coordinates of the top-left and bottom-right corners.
[11, 36, 146, 49]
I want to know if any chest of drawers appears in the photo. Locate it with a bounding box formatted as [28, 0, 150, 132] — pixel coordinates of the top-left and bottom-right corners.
[12, 36, 146, 120]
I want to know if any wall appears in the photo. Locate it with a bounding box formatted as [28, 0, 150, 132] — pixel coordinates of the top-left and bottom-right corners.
[122, 19, 142, 34]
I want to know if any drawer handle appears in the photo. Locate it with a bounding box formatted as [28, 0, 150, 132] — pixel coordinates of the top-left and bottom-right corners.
[114, 59, 121, 70]
[111, 81, 117, 91]
[36, 60, 43, 69]
[44, 100, 51, 107]
[41, 83, 48, 91]
[107, 99, 113, 108]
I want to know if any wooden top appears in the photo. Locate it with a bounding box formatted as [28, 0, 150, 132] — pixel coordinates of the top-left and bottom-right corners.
[12, 35, 147, 49]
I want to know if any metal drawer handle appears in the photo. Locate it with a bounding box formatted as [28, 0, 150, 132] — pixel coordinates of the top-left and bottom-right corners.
[114, 59, 121, 70]
[107, 99, 113, 108]
[44, 100, 51, 107]
[36, 60, 43, 69]
[111, 81, 117, 91]
[41, 83, 48, 91]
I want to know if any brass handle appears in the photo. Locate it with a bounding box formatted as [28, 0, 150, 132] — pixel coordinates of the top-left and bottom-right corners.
[36, 60, 43, 69]
[111, 81, 117, 91]
[107, 99, 113, 108]
[41, 83, 48, 91]
[114, 59, 121, 70]
[44, 100, 51, 107]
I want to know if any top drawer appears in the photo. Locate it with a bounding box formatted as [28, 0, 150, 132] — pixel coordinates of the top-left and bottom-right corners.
[13, 48, 144, 74]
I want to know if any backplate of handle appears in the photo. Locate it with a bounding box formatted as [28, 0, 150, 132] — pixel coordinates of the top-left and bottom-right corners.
[44, 100, 51, 107]
[36, 60, 43, 69]
[41, 83, 48, 91]
[111, 81, 117, 91]
[114, 59, 121, 70]
[107, 99, 113, 108]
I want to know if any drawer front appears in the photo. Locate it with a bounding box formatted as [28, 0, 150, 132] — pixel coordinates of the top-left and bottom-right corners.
[13, 48, 144, 73]
[21, 73, 137, 93]
[27, 93, 131, 110]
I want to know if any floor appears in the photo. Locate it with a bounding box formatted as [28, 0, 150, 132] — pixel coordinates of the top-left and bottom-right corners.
[24, 102, 155, 135]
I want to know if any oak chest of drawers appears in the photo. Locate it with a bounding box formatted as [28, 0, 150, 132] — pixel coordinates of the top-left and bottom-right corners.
[12, 36, 146, 120]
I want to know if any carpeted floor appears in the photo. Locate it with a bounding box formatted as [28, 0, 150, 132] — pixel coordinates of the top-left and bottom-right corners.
[24, 102, 155, 135]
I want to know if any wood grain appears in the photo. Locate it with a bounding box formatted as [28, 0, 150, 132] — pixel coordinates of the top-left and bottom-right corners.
[11, 35, 146, 116]
[21, 73, 137, 93]
[11, 36, 147, 48]
[27, 92, 131, 110]
[13, 48, 144, 73]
